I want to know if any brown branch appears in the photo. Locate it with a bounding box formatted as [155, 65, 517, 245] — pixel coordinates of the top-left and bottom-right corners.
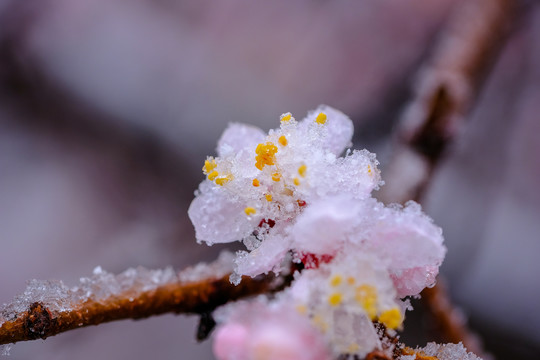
[0, 272, 286, 345]
[377, 0, 518, 358]
[421, 281, 483, 355]
[379, 0, 516, 204]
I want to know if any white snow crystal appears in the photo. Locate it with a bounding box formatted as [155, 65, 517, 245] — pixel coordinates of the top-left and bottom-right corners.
[178, 250, 235, 282]
[406, 342, 482, 360]
[0, 266, 179, 321]
[0, 344, 12, 356]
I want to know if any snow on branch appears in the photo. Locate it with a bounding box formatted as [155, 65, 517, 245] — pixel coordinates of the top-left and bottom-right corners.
[0, 252, 289, 346]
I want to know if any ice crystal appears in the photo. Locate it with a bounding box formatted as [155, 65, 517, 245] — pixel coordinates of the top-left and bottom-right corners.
[0, 344, 12, 356]
[1, 279, 72, 322]
[178, 250, 235, 283]
[189, 106, 447, 359]
[0, 266, 179, 323]
[402, 342, 482, 360]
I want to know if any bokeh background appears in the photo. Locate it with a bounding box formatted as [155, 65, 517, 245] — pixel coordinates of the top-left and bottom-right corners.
[0, 0, 539, 359]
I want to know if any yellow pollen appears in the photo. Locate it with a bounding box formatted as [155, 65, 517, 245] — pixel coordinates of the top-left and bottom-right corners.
[328, 293, 343, 306]
[315, 112, 327, 124]
[280, 113, 292, 122]
[244, 207, 256, 216]
[330, 275, 342, 287]
[367, 165, 373, 176]
[202, 158, 217, 174]
[347, 343, 360, 353]
[379, 308, 402, 330]
[298, 164, 307, 177]
[255, 142, 278, 170]
[293, 177, 300, 186]
[278, 135, 288, 146]
[347, 277, 356, 285]
[312, 315, 328, 332]
[265, 194, 272, 202]
[271, 172, 281, 182]
[252, 178, 260, 187]
[215, 175, 233, 186]
[296, 304, 307, 315]
[207, 171, 219, 181]
[355, 285, 378, 320]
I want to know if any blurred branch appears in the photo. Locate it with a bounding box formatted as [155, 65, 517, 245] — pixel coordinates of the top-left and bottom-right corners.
[379, 0, 518, 358]
[379, 0, 516, 204]
[0, 271, 288, 345]
[421, 281, 483, 354]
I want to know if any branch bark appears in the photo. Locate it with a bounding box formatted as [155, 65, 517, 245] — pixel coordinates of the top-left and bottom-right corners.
[0, 272, 286, 345]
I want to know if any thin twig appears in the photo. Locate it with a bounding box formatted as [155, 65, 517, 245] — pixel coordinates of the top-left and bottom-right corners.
[0, 273, 286, 345]
[421, 281, 483, 355]
[378, 0, 517, 358]
[379, 0, 515, 204]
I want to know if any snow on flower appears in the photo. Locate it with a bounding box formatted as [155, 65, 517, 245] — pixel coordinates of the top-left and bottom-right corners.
[213, 299, 332, 360]
[188, 106, 447, 358]
[189, 106, 383, 280]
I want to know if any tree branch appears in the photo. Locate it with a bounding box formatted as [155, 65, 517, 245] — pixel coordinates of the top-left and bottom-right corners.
[0, 270, 288, 345]
[379, 0, 516, 204]
[378, 0, 517, 358]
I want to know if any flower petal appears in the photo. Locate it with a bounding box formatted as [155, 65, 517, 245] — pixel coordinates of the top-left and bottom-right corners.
[188, 182, 261, 245]
[234, 234, 290, 277]
[292, 196, 367, 255]
[217, 123, 266, 157]
[299, 105, 354, 156]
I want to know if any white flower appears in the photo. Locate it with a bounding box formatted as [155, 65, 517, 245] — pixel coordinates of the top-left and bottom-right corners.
[189, 105, 382, 279]
[190, 106, 448, 358]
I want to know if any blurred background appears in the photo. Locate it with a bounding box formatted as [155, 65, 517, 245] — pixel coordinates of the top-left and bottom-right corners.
[0, 0, 538, 359]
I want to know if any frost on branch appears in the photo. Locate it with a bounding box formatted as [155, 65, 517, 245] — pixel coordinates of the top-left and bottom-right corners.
[400, 342, 481, 360]
[189, 106, 450, 358]
[0, 266, 178, 326]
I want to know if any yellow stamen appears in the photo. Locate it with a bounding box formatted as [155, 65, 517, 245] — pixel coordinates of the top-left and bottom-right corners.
[255, 142, 278, 170]
[278, 135, 288, 146]
[293, 177, 300, 186]
[367, 165, 372, 176]
[328, 293, 342, 306]
[315, 112, 327, 124]
[265, 194, 272, 202]
[296, 304, 307, 315]
[202, 158, 217, 174]
[347, 277, 356, 285]
[312, 314, 328, 332]
[271, 172, 281, 182]
[207, 171, 219, 181]
[244, 207, 256, 216]
[280, 113, 292, 122]
[355, 285, 378, 320]
[379, 308, 402, 330]
[330, 275, 342, 287]
[215, 175, 233, 186]
[347, 343, 360, 353]
[298, 164, 307, 177]
[252, 178, 260, 187]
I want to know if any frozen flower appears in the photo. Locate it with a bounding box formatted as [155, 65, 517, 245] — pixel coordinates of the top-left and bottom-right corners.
[288, 251, 403, 358]
[291, 197, 445, 297]
[192, 106, 448, 359]
[213, 299, 332, 360]
[189, 106, 382, 279]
